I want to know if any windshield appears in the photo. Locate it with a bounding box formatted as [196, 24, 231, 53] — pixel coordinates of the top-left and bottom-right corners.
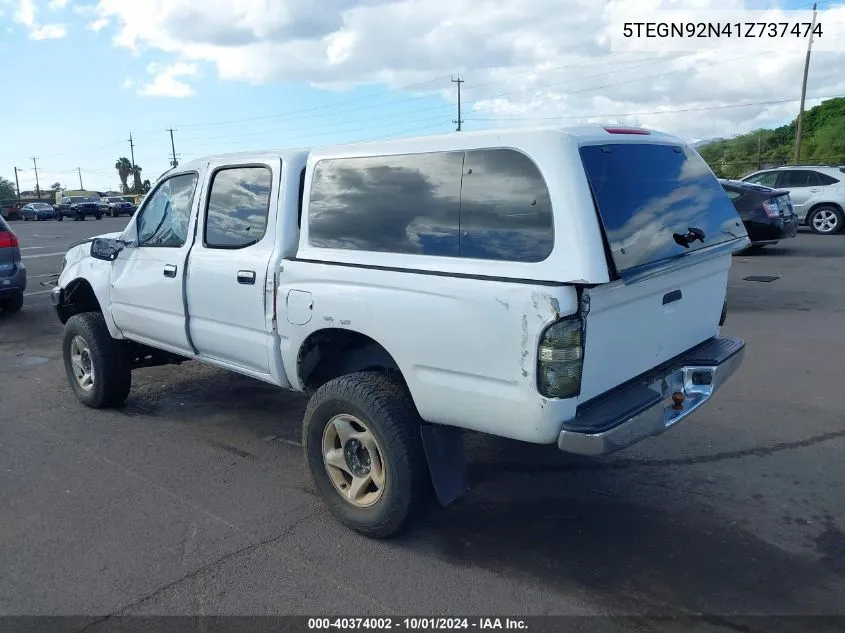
[34, 203, 51, 209]
[68, 197, 87, 203]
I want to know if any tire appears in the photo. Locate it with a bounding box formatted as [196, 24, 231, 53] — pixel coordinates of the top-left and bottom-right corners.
[302, 371, 429, 538]
[95, 213, 102, 220]
[807, 205, 844, 235]
[1, 292, 23, 313]
[57, 214, 63, 222]
[62, 312, 131, 408]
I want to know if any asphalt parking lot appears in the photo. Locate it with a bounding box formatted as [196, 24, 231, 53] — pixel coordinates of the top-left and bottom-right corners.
[1, 222, 844, 628]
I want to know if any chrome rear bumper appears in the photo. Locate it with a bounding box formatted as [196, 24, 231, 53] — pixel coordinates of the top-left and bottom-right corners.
[558, 336, 745, 456]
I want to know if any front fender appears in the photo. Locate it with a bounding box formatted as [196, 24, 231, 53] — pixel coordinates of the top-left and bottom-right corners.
[57, 243, 123, 339]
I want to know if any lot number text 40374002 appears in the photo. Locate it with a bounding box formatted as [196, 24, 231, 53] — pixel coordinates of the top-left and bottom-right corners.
[307, 618, 529, 630]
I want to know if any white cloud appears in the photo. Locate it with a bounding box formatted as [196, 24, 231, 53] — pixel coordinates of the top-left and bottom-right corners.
[137, 61, 198, 98]
[48, 0, 69, 9]
[14, 0, 35, 26]
[87, 16, 107, 30]
[85, 0, 845, 140]
[10, 0, 68, 38]
[30, 22, 66, 38]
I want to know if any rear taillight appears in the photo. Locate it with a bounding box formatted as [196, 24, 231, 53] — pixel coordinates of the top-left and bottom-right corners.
[762, 200, 780, 218]
[0, 230, 19, 248]
[537, 315, 584, 399]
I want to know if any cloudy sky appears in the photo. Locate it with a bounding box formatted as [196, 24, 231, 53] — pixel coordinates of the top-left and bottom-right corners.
[1, 0, 844, 191]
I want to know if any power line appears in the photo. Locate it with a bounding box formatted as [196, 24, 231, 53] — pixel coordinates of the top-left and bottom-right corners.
[174, 54, 696, 146]
[163, 74, 452, 132]
[180, 113, 451, 152]
[135, 50, 776, 154]
[466, 93, 844, 122]
[160, 53, 654, 135]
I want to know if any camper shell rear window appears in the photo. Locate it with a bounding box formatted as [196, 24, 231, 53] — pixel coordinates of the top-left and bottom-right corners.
[579, 143, 745, 276]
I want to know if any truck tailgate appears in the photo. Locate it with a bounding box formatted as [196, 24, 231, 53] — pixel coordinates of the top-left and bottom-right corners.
[576, 138, 748, 404]
[579, 255, 729, 402]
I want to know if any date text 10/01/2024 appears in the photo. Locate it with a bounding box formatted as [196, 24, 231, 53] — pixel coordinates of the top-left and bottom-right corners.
[308, 618, 529, 630]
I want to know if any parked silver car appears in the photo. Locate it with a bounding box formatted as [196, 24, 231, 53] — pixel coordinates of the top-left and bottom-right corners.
[741, 165, 845, 235]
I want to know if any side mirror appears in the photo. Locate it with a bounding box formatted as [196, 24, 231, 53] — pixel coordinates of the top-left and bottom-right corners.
[90, 237, 125, 262]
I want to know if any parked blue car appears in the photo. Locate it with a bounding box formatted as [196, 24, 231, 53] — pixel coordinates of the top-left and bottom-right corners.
[21, 202, 57, 221]
[0, 215, 25, 313]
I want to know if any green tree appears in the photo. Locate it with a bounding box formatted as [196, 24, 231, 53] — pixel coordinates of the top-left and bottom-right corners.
[0, 176, 17, 200]
[115, 157, 133, 194]
[131, 165, 143, 193]
[697, 96, 845, 176]
[50, 182, 62, 192]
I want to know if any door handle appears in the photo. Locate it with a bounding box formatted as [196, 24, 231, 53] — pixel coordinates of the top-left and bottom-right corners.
[809, 188, 821, 193]
[237, 270, 256, 285]
[163, 264, 177, 278]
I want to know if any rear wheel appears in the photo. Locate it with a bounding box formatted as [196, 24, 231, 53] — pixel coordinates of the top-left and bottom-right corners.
[57, 214, 63, 222]
[1, 292, 23, 313]
[95, 213, 102, 220]
[302, 371, 429, 538]
[807, 206, 844, 235]
[62, 312, 131, 408]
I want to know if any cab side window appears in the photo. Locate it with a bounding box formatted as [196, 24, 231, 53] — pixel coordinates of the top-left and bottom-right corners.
[137, 173, 199, 247]
[204, 166, 273, 249]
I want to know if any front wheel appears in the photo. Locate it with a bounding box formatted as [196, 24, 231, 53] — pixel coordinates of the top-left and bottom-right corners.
[302, 371, 429, 538]
[807, 206, 844, 235]
[95, 213, 102, 220]
[57, 214, 63, 222]
[62, 312, 131, 408]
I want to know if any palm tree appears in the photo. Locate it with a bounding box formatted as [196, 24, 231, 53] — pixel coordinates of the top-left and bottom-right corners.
[115, 157, 133, 194]
[132, 165, 142, 193]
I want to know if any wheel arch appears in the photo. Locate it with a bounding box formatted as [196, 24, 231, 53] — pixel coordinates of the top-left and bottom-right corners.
[56, 276, 123, 339]
[808, 200, 844, 215]
[296, 327, 407, 394]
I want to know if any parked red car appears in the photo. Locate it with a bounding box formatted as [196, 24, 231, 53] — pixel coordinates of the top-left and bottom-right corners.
[0, 200, 26, 221]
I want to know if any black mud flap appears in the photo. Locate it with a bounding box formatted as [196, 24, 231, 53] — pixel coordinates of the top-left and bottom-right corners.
[420, 423, 468, 506]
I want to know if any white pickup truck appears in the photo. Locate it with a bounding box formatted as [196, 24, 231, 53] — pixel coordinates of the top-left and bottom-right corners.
[52, 126, 749, 537]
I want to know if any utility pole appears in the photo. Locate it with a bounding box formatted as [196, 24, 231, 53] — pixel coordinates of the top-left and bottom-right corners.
[128, 132, 137, 170]
[77, 167, 84, 189]
[128, 132, 138, 193]
[167, 128, 178, 167]
[794, 2, 818, 164]
[30, 157, 41, 199]
[13, 167, 21, 200]
[451, 76, 464, 132]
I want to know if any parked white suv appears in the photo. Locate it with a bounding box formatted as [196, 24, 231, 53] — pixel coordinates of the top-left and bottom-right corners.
[50, 126, 749, 537]
[741, 165, 845, 234]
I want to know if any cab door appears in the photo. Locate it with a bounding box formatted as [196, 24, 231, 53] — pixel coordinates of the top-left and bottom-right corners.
[109, 170, 203, 356]
[185, 158, 281, 379]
